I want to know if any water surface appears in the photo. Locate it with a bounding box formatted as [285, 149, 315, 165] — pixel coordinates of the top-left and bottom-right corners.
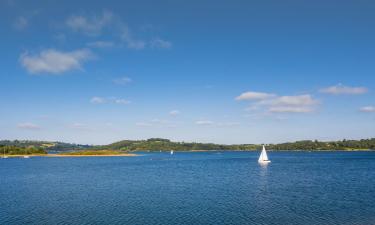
[1, 151, 374, 225]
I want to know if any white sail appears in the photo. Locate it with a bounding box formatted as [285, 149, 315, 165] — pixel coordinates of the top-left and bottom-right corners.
[258, 145, 270, 163]
[170, 150, 174, 155]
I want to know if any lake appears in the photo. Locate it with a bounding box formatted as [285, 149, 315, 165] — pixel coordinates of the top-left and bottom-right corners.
[1, 151, 375, 225]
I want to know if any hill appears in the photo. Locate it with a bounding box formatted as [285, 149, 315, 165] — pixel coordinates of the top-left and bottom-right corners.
[1, 138, 375, 152]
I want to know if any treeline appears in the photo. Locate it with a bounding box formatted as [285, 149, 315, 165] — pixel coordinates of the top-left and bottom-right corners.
[95, 138, 375, 151]
[0, 140, 92, 152]
[92, 138, 257, 151]
[1, 138, 375, 152]
[268, 139, 375, 151]
[0, 145, 47, 155]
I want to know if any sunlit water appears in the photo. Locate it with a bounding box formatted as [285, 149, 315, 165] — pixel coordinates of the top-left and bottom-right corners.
[1, 151, 375, 225]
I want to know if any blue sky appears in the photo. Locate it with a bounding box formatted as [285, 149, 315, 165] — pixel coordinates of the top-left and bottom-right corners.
[1, 0, 375, 144]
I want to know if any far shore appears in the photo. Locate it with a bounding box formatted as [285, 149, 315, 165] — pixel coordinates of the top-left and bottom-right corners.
[1, 153, 138, 158]
[1, 154, 47, 158]
[48, 153, 137, 157]
[2, 149, 374, 159]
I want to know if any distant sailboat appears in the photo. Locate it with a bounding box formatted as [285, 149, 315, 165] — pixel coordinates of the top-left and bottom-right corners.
[170, 150, 174, 155]
[2, 149, 7, 159]
[258, 145, 270, 164]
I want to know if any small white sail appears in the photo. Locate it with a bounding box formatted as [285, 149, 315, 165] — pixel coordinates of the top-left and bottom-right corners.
[170, 150, 174, 155]
[258, 145, 270, 163]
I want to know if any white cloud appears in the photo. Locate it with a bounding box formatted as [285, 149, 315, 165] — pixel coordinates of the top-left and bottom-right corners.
[195, 120, 214, 125]
[87, 41, 114, 48]
[114, 99, 131, 105]
[66, 10, 113, 36]
[90, 97, 106, 104]
[360, 106, 375, 113]
[13, 16, 28, 30]
[121, 26, 146, 49]
[17, 122, 40, 130]
[150, 38, 172, 49]
[20, 49, 94, 74]
[320, 84, 368, 95]
[236, 91, 275, 101]
[263, 94, 319, 113]
[90, 97, 130, 105]
[65, 10, 170, 50]
[169, 110, 180, 116]
[237, 90, 319, 114]
[113, 77, 132, 85]
[267, 94, 319, 106]
[268, 106, 314, 113]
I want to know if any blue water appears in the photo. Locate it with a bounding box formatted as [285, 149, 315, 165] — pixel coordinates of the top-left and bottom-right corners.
[1, 151, 375, 225]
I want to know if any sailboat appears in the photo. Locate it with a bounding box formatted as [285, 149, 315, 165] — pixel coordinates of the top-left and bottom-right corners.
[170, 150, 174, 155]
[2, 149, 7, 159]
[258, 145, 271, 164]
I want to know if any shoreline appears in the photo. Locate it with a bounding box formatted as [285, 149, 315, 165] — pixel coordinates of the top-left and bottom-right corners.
[48, 153, 137, 157]
[2, 150, 374, 158]
[1, 153, 138, 158]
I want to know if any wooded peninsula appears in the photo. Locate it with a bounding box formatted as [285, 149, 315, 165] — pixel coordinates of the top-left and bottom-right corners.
[1, 138, 374, 155]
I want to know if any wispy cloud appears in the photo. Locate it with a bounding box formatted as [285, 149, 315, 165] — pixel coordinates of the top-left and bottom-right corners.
[90, 97, 130, 105]
[64, 10, 171, 50]
[235, 91, 275, 101]
[268, 106, 314, 113]
[120, 26, 146, 50]
[320, 84, 368, 95]
[150, 38, 172, 49]
[13, 16, 28, 30]
[195, 120, 214, 125]
[66, 10, 113, 36]
[114, 99, 131, 105]
[360, 106, 375, 113]
[113, 77, 132, 85]
[17, 122, 41, 130]
[263, 94, 319, 113]
[263, 94, 318, 106]
[20, 49, 94, 74]
[86, 41, 114, 48]
[169, 110, 180, 116]
[237, 91, 319, 114]
[90, 97, 106, 104]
